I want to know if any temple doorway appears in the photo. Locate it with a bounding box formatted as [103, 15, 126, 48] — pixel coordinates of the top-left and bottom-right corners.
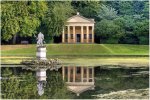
[76, 34, 81, 43]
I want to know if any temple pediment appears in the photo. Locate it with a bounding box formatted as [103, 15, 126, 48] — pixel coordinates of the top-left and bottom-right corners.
[67, 85, 95, 96]
[67, 13, 95, 23]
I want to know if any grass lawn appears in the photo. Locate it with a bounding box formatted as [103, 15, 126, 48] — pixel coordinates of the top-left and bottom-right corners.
[1, 56, 149, 67]
[1, 44, 149, 66]
[1, 44, 149, 56]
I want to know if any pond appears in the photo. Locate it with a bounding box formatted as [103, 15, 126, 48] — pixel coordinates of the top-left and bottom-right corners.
[1, 65, 149, 99]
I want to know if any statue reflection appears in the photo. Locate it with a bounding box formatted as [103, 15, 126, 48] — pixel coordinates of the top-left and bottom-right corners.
[62, 66, 95, 96]
[36, 69, 47, 96]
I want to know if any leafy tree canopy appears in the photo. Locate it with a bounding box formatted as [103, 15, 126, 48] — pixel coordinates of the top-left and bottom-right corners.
[1, 1, 48, 43]
[42, 1, 74, 39]
[72, 1, 100, 20]
[1, 1, 149, 45]
[98, 4, 118, 20]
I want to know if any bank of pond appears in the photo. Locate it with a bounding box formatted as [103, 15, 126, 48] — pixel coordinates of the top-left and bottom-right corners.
[1, 66, 149, 99]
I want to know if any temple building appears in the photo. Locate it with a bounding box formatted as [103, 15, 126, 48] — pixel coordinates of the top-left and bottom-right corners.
[62, 66, 95, 96]
[62, 12, 95, 43]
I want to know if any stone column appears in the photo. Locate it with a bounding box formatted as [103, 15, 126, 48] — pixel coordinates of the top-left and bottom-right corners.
[92, 67, 94, 82]
[92, 26, 94, 43]
[68, 26, 70, 43]
[73, 26, 76, 43]
[73, 66, 75, 82]
[81, 67, 83, 82]
[68, 67, 70, 82]
[81, 26, 84, 43]
[86, 26, 89, 43]
[62, 28, 65, 43]
[86, 67, 89, 82]
[62, 66, 64, 81]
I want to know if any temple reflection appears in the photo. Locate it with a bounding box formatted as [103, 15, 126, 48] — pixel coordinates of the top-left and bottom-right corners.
[62, 66, 95, 96]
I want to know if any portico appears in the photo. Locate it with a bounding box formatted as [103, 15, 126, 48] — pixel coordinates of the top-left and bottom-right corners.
[62, 12, 95, 43]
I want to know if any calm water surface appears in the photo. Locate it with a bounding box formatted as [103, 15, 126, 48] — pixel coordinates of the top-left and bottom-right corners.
[1, 65, 149, 99]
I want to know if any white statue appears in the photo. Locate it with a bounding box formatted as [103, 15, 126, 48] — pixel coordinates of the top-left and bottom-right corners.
[37, 32, 44, 47]
[37, 81, 44, 96]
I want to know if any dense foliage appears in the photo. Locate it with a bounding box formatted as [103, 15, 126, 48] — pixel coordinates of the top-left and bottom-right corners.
[1, 1, 149, 44]
[1, 68, 71, 99]
[95, 1, 149, 44]
[1, 1, 48, 44]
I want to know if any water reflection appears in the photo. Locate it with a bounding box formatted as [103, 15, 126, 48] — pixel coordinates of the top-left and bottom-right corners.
[1, 66, 149, 99]
[36, 69, 47, 96]
[62, 66, 95, 96]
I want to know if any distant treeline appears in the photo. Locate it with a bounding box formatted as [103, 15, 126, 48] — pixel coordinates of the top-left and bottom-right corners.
[1, 1, 149, 44]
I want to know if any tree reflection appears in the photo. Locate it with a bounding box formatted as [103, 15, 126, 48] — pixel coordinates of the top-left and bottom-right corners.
[1, 68, 72, 99]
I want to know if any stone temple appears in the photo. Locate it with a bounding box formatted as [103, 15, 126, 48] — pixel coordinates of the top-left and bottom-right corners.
[62, 12, 95, 44]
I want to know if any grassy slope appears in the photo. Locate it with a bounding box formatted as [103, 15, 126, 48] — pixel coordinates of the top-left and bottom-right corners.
[1, 44, 149, 56]
[1, 44, 148, 66]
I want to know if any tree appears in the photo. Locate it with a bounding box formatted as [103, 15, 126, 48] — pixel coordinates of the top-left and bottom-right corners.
[1, 68, 38, 99]
[107, 1, 148, 19]
[123, 15, 135, 32]
[44, 71, 72, 99]
[117, 15, 139, 44]
[95, 4, 123, 43]
[95, 19, 123, 43]
[132, 1, 145, 15]
[1, 1, 149, 45]
[71, 1, 100, 20]
[1, 1, 48, 44]
[1, 67, 72, 99]
[98, 4, 118, 20]
[41, 1, 74, 43]
[1, 2, 21, 43]
[117, 1, 134, 15]
[134, 20, 149, 44]
[104, 1, 120, 12]
[142, 1, 149, 19]
[113, 17, 125, 28]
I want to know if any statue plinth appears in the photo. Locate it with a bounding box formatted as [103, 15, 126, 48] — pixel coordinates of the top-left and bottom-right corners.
[36, 46, 47, 60]
[36, 69, 47, 81]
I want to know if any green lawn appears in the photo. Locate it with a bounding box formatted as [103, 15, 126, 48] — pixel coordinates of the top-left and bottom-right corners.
[1, 57, 149, 67]
[1, 44, 149, 66]
[1, 44, 149, 56]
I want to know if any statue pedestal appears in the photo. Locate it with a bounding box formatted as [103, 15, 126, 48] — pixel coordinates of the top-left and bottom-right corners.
[36, 46, 46, 60]
[36, 69, 47, 81]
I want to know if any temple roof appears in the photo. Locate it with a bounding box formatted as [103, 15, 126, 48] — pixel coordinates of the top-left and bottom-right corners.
[66, 82, 95, 96]
[67, 85, 95, 96]
[67, 12, 95, 23]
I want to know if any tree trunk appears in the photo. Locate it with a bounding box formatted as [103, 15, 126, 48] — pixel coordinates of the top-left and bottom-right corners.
[99, 37, 101, 44]
[12, 33, 17, 44]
